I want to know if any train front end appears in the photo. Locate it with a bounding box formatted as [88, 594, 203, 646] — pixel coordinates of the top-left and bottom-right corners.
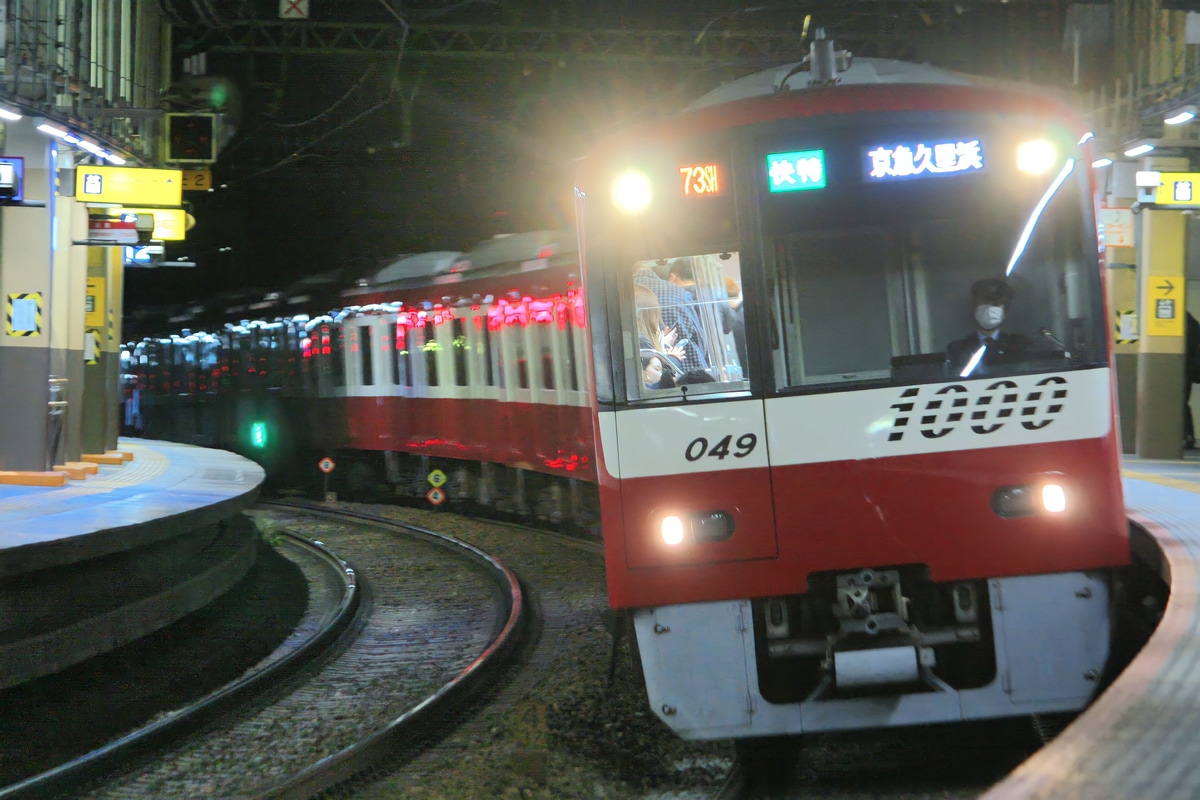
[576, 67, 1128, 739]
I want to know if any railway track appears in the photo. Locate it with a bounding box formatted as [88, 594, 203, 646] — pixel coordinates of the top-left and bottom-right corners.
[0, 504, 526, 800]
[2, 503, 1163, 799]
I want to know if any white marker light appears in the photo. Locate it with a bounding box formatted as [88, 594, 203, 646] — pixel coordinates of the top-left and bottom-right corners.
[612, 170, 652, 214]
[661, 515, 684, 545]
[1016, 139, 1056, 175]
[1042, 484, 1066, 513]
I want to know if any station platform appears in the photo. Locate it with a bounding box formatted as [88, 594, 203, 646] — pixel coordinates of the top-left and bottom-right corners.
[984, 452, 1200, 799]
[0, 437, 265, 689]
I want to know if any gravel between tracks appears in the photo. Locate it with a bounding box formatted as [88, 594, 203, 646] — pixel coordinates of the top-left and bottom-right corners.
[320, 503, 1036, 800]
[75, 506, 509, 800]
[323, 503, 733, 800]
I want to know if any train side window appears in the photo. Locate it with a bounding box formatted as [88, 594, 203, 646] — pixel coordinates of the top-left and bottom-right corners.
[482, 322, 495, 386]
[540, 324, 555, 391]
[359, 325, 375, 386]
[564, 316, 579, 392]
[452, 318, 468, 387]
[423, 322, 439, 387]
[394, 325, 412, 387]
[331, 327, 346, 387]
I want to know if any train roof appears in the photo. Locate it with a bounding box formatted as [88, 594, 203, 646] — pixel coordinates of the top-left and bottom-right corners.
[371, 251, 464, 284]
[453, 229, 575, 272]
[686, 57, 973, 112]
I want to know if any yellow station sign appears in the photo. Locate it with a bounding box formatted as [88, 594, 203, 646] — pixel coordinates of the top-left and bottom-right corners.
[1152, 172, 1200, 206]
[115, 207, 191, 241]
[76, 166, 183, 206]
[1145, 275, 1186, 337]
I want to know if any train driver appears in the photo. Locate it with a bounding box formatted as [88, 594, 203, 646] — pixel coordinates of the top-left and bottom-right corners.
[944, 278, 1031, 379]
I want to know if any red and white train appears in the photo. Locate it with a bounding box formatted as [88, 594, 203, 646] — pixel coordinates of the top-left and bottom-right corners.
[128, 32, 1129, 743]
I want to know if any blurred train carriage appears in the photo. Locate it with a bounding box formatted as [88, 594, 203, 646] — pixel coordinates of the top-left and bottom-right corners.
[123, 231, 600, 527]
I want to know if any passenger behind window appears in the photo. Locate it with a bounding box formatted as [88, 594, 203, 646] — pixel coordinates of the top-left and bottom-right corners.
[666, 259, 721, 370]
[633, 262, 709, 373]
[635, 285, 685, 389]
[945, 278, 1031, 379]
[723, 275, 747, 373]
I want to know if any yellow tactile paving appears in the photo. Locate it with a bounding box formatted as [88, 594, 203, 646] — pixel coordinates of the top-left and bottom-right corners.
[0, 442, 169, 515]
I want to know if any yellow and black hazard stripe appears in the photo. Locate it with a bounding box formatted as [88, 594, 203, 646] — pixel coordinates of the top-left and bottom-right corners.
[1114, 309, 1137, 345]
[6, 292, 42, 336]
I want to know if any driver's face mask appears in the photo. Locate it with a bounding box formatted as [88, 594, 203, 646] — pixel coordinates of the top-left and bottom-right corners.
[974, 304, 1005, 331]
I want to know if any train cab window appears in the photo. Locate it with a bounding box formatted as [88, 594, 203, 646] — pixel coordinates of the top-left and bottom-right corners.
[359, 326, 374, 386]
[761, 124, 1105, 391]
[626, 251, 748, 399]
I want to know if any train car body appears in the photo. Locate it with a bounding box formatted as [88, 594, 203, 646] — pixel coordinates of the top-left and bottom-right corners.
[575, 38, 1128, 739]
[125, 230, 598, 524]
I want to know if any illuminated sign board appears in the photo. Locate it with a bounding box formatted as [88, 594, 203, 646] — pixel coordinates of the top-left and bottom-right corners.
[117, 207, 189, 241]
[679, 163, 721, 196]
[75, 166, 182, 206]
[766, 149, 826, 192]
[123, 244, 163, 267]
[0, 157, 25, 202]
[864, 140, 984, 181]
[1152, 173, 1200, 206]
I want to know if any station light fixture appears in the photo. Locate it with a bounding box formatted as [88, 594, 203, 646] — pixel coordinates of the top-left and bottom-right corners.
[1165, 104, 1198, 126]
[1124, 141, 1155, 157]
[1091, 157, 1113, 169]
[32, 116, 130, 164]
[36, 122, 69, 139]
[0, 106, 22, 121]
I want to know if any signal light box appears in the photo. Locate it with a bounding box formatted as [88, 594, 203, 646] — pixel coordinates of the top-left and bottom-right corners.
[165, 113, 218, 164]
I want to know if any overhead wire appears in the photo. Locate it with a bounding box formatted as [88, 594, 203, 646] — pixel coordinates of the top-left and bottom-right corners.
[224, 4, 412, 187]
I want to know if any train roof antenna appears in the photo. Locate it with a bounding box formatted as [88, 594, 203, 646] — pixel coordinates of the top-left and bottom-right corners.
[775, 28, 852, 93]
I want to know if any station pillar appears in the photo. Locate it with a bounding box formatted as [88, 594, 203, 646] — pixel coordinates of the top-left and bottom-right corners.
[81, 245, 123, 454]
[55, 156, 89, 465]
[0, 126, 85, 470]
[1135, 207, 1188, 459]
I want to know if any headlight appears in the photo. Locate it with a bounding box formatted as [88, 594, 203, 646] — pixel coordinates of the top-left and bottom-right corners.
[660, 511, 735, 545]
[1016, 139, 1057, 175]
[1041, 483, 1066, 513]
[612, 170, 652, 214]
[991, 480, 1068, 517]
